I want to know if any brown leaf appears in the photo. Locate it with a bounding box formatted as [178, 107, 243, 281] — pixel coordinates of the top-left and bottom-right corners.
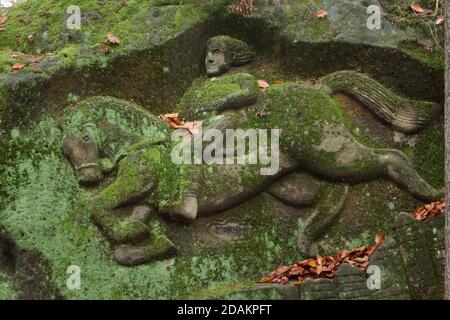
[410, 199, 445, 222]
[28, 56, 44, 69]
[159, 113, 199, 135]
[100, 44, 109, 54]
[0, 16, 8, 25]
[258, 233, 385, 286]
[12, 63, 25, 72]
[234, 0, 254, 15]
[258, 79, 269, 92]
[306, 259, 317, 268]
[314, 9, 328, 18]
[106, 33, 120, 45]
[27, 35, 35, 44]
[375, 231, 383, 245]
[410, 3, 425, 13]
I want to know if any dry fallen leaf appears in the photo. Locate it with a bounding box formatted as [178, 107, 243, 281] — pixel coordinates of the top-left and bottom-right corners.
[28, 56, 44, 69]
[258, 79, 269, 92]
[106, 33, 120, 45]
[234, 0, 254, 15]
[159, 113, 199, 135]
[27, 35, 35, 44]
[274, 80, 284, 84]
[410, 199, 445, 222]
[100, 44, 109, 54]
[436, 16, 444, 25]
[0, 16, 8, 25]
[12, 63, 25, 72]
[259, 233, 384, 286]
[410, 3, 425, 13]
[314, 9, 328, 18]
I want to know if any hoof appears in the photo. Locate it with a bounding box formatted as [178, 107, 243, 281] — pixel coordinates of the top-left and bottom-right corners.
[130, 206, 152, 223]
[109, 219, 149, 244]
[114, 239, 177, 266]
[160, 196, 198, 225]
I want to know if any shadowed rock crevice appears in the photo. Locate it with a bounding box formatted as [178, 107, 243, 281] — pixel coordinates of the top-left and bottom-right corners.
[0, 233, 58, 299]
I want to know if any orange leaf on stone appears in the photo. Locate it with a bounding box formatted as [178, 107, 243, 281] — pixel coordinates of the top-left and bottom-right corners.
[258, 79, 269, 92]
[12, 63, 25, 72]
[258, 233, 385, 286]
[410, 3, 425, 13]
[314, 9, 328, 18]
[27, 35, 35, 44]
[100, 44, 109, 54]
[106, 33, 120, 45]
[159, 113, 199, 135]
[0, 16, 8, 25]
[410, 199, 445, 222]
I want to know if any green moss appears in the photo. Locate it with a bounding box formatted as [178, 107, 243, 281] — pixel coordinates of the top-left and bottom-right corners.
[248, 82, 372, 174]
[414, 118, 445, 189]
[0, 0, 215, 74]
[284, 0, 333, 42]
[0, 270, 16, 300]
[0, 114, 301, 299]
[0, 50, 15, 74]
[380, 0, 444, 30]
[170, 194, 301, 299]
[177, 72, 259, 119]
[399, 41, 445, 71]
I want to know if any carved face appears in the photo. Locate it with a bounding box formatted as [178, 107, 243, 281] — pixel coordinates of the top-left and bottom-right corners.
[205, 47, 227, 77]
[63, 126, 103, 186]
[205, 36, 255, 77]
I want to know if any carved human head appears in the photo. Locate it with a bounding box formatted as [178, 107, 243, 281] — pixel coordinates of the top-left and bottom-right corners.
[205, 35, 255, 77]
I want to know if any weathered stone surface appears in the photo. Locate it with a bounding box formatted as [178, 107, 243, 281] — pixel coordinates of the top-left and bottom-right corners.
[130, 206, 153, 224]
[267, 172, 319, 207]
[209, 221, 248, 242]
[0, 0, 444, 300]
[299, 213, 445, 300]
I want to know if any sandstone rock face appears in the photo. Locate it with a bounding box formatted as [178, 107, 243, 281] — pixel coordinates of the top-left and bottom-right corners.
[130, 206, 153, 224]
[298, 214, 445, 300]
[0, 0, 444, 300]
[267, 173, 320, 207]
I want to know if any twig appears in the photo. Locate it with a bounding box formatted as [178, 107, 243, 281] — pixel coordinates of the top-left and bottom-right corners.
[433, 0, 440, 17]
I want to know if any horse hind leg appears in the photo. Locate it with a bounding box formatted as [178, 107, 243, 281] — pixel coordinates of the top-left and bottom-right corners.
[302, 124, 441, 202]
[374, 148, 443, 202]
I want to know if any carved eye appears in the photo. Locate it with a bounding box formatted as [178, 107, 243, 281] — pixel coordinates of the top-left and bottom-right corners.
[213, 49, 222, 55]
[83, 135, 90, 142]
